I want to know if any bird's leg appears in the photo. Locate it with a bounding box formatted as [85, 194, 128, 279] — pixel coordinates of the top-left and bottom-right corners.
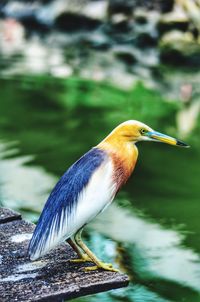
[74, 229, 119, 272]
[67, 238, 83, 258]
[67, 237, 92, 263]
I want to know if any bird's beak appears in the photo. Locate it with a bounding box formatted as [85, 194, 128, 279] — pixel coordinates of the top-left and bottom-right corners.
[147, 131, 189, 147]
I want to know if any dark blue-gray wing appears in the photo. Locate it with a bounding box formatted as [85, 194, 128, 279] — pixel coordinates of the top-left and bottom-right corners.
[28, 148, 107, 260]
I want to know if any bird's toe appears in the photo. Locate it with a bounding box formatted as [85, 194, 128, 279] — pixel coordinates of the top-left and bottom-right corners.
[70, 253, 92, 263]
[84, 262, 119, 272]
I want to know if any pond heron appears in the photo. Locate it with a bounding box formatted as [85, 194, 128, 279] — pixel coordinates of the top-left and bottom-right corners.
[28, 120, 189, 272]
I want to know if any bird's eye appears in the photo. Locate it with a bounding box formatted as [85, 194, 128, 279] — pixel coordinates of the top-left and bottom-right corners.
[140, 128, 147, 135]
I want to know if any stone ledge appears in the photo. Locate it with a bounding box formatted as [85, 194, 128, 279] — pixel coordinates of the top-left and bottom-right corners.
[0, 208, 129, 302]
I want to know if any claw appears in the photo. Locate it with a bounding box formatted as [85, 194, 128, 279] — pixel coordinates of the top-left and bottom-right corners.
[84, 261, 119, 272]
[70, 253, 92, 263]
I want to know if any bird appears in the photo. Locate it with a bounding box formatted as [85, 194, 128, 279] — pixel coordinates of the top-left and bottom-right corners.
[28, 120, 189, 272]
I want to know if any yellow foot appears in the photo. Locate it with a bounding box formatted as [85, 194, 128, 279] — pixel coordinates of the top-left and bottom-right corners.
[70, 253, 92, 263]
[84, 261, 119, 272]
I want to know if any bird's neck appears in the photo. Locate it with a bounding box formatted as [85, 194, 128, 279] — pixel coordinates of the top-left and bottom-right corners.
[97, 135, 138, 190]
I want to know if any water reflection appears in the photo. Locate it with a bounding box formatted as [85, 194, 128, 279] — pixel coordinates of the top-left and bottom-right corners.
[92, 204, 200, 292]
[0, 141, 56, 220]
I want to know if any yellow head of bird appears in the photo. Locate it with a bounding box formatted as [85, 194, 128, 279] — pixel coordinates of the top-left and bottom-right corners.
[105, 120, 189, 147]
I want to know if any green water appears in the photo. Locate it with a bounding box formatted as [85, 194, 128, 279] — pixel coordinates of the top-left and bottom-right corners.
[0, 75, 200, 302]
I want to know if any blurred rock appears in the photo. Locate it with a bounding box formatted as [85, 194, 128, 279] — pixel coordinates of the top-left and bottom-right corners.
[1, 0, 52, 32]
[1, 1, 40, 19]
[0, 18, 25, 55]
[108, 0, 136, 17]
[158, 19, 189, 36]
[114, 49, 137, 65]
[177, 0, 200, 31]
[134, 32, 157, 47]
[82, 0, 108, 21]
[158, 9, 189, 36]
[20, 15, 50, 34]
[82, 32, 111, 50]
[108, 19, 133, 34]
[113, 45, 158, 68]
[134, 11, 148, 25]
[160, 30, 200, 66]
[1, 0, 200, 94]
[55, 13, 102, 32]
[108, 0, 174, 16]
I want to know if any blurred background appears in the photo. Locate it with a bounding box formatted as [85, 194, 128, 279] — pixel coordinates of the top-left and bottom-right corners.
[0, 0, 200, 301]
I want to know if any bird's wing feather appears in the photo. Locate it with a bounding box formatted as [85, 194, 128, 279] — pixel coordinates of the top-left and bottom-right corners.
[28, 147, 108, 260]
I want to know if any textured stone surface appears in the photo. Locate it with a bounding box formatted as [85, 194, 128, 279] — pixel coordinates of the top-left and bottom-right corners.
[0, 207, 21, 224]
[0, 208, 129, 302]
